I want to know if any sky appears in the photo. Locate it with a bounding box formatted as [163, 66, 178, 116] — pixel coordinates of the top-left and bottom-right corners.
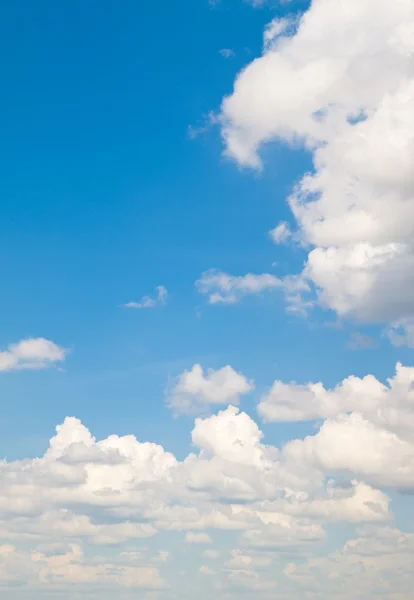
[0, 0, 414, 598]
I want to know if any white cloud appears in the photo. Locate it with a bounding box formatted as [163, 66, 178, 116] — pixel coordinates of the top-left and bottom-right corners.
[259, 362, 414, 490]
[269, 221, 291, 244]
[166, 364, 254, 415]
[0, 337, 67, 371]
[0, 392, 410, 595]
[124, 285, 167, 309]
[185, 532, 212, 545]
[259, 370, 386, 423]
[385, 317, 414, 348]
[199, 564, 215, 575]
[258, 362, 414, 437]
[195, 268, 309, 308]
[285, 412, 414, 492]
[196, 269, 282, 304]
[219, 0, 414, 333]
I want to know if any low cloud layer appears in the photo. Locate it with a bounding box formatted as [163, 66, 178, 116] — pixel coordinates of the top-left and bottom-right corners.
[2, 358, 414, 596]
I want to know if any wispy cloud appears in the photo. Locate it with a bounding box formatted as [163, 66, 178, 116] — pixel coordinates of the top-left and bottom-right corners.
[124, 286, 168, 309]
[219, 48, 235, 59]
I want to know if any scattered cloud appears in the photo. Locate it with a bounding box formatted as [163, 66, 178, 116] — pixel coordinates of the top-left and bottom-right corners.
[0, 337, 67, 372]
[166, 363, 253, 415]
[124, 285, 167, 309]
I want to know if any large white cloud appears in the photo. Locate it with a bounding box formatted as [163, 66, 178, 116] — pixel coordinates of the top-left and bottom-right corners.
[218, 0, 414, 334]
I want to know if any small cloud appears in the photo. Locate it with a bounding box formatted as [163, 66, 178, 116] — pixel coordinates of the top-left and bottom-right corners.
[185, 532, 212, 545]
[187, 112, 216, 140]
[0, 337, 68, 372]
[347, 332, 378, 350]
[166, 364, 254, 416]
[269, 221, 292, 244]
[219, 48, 235, 59]
[385, 318, 414, 348]
[152, 551, 169, 563]
[199, 565, 215, 575]
[124, 286, 167, 309]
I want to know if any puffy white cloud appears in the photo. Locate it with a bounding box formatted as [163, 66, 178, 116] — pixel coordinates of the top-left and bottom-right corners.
[258, 362, 414, 439]
[166, 364, 254, 415]
[191, 405, 265, 468]
[257, 363, 414, 491]
[258, 370, 386, 423]
[219, 0, 414, 331]
[0, 337, 67, 371]
[284, 412, 414, 492]
[124, 285, 167, 309]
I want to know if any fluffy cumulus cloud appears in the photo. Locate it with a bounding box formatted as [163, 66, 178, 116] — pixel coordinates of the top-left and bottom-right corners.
[0, 337, 67, 371]
[218, 0, 414, 339]
[124, 285, 167, 309]
[260, 362, 414, 492]
[166, 364, 254, 414]
[2, 364, 414, 597]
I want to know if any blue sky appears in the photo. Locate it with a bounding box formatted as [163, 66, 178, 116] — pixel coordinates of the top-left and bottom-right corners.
[1, 0, 414, 598]
[0, 0, 316, 457]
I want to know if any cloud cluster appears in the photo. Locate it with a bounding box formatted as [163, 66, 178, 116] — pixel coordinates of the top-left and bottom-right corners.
[218, 0, 414, 338]
[3, 354, 414, 595]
